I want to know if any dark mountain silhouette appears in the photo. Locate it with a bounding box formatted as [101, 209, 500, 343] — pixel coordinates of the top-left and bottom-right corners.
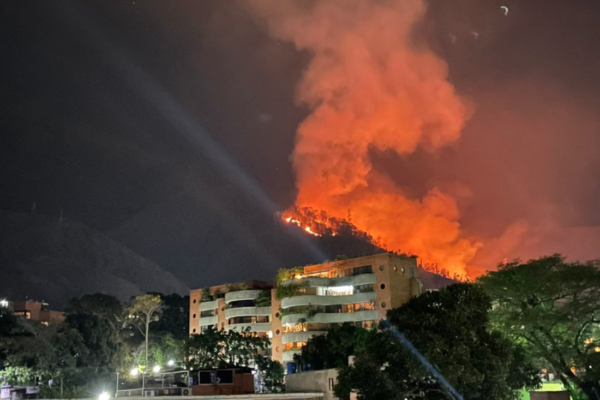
[0, 211, 189, 309]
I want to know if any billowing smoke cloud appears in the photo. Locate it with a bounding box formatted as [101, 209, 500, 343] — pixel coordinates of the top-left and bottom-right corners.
[249, 0, 481, 275]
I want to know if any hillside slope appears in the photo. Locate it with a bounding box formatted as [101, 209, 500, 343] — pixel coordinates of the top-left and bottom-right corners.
[0, 211, 189, 308]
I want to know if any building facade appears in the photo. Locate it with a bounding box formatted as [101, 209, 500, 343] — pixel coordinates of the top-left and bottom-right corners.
[189, 253, 422, 366]
[3, 300, 65, 325]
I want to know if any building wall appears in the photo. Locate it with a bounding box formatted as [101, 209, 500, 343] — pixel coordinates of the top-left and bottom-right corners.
[271, 288, 283, 363]
[189, 289, 202, 335]
[286, 369, 338, 400]
[11, 300, 64, 325]
[189, 281, 273, 336]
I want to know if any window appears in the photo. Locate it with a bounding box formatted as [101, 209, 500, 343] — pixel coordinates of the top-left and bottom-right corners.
[328, 378, 335, 391]
[320, 286, 353, 296]
[380, 283, 386, 290]
[381, 302, 387, 308]
[379, 265, 385, 272]
[284, 323, 307, 333]
[229, 316, 254, 325]
[192, 313, 197, 319]
[285, 342, 306, 351]
[200, 310, 215, 317]
[198, 370, 233, 385]
[193, 299, 197, 304]
[353, 265, 372, 275]
[200, 325, 215, 333]
[355, 284, 373, 293]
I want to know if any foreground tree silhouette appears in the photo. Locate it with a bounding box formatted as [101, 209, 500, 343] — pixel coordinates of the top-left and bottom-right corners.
[335, 284, 538, 400]
[479, 255, 600, 400]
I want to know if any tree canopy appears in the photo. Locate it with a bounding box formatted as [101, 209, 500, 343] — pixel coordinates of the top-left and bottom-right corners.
[478, 255, 600, 400]
[294, 323, 370, 370]
[65, 294, 125, 374]
[335, 284, 539, 400]
[186, 327, 269, 369]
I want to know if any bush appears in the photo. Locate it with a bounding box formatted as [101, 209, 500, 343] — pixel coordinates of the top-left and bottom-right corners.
[275, 282, 307, 300]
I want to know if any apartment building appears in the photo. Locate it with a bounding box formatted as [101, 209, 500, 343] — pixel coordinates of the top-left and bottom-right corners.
[189, 253, 422, 366]
[3, 299, 65, 325]
[189, 280, 273, 337]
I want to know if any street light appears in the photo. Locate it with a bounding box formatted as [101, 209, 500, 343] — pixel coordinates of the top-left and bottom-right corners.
[167, 360, 174, 367]
[99, 392, 110, 400]
[130, 368, 139, 376]
[152, 366, 160, 373]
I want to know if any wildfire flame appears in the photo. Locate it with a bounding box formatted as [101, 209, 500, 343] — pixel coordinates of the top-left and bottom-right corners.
[251, 0, 482, 277]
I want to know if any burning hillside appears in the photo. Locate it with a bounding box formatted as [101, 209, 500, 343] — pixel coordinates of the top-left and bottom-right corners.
[251, 0, 482, 277]
[281, 206, 380, 244]
[281, 206, 469, 281]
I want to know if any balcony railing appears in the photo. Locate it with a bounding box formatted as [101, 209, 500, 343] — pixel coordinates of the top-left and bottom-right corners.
[225, 306, 272, 320]
[227, 322, 272, 333]
[198, 315, 218, 327]
[280, 291, 377, 309]
[199, 300, 219, 311]
[282, 309, 378, 325]
[281, 273, 376, 288]
[282, 330, 327, 344]
[282, 350, 301, 362]
[224, 290, 263, 304]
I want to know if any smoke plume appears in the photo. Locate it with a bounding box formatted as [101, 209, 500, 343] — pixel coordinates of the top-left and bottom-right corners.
[249, 0, 481, 275]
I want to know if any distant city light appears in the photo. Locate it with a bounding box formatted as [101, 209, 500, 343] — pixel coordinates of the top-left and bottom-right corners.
[152, 365, 161, 373]
[130, 368, 139, 376]
[0, 299, 8, 308]
[99, 392, 110, 400]
[167, 360, 175, 367]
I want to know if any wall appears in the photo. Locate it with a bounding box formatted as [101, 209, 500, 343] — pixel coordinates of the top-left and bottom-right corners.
[270, 288, 283, 363]
[286, 369, 338, 400]
[529, 392, 570, 400]
[189, 289, 201, 335]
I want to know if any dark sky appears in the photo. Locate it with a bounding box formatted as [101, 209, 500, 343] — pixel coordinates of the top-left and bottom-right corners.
[2, 0, 600, 286]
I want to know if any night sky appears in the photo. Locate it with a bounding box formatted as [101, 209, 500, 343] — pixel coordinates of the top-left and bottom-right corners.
[2, 0, 600, 288]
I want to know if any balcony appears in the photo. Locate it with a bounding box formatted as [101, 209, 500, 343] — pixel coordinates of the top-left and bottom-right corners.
[282, 330, 326, 345]
[281, 292, 377, 309]
[282, 350, 301, 363]
[282, 310, 378, 325]
[282, 273, 376, 288]
[198, 315, 218, 327]
[199, 300, 219, 311]
[224, 290, 263, 304]
[225, 306, 272, 320]
[227, 322, 272, 333]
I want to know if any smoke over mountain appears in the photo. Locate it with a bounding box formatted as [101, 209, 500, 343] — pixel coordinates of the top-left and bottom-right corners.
[249, 0, 480, 276]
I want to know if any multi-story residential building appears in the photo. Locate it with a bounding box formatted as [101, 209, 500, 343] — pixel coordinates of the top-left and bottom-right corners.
[189, 280, 273, 338]
[1, 299, 65, 325]
[189, 253, 422, 367]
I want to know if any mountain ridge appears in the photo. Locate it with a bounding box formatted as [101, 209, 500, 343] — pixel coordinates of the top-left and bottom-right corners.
[0, 211, 189, 309]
